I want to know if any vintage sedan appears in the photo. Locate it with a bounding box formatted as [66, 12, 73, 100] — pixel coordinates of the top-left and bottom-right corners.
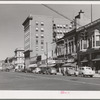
[79, 66, 95, 77]
[66, 67, 79, 76]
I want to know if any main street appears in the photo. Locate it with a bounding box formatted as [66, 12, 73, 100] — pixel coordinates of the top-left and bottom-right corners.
[0, 71, 100, 90]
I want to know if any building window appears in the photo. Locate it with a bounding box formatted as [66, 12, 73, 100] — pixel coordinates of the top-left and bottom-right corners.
[36, 46, 38, 51]
[57, 25, 60, 28]
[41, 40, 44, 45]
[36, 34, 39, 38]
[36, 40, 38, 45]
[41, 34, 44, 38]
[80, 40, 82, 50]
[83, 40, 87, 49]
[41, 28, 44, 32]
[63, 25, 66, 29]
[92, 35, 95, 47]
[60, 25, 62, 28]
[41, 46, 44, 51]
[96, 35, 100, 46]
[36, 28, 38, 31]
[41, 22, 44, 26]
[96, 35, 100, 41]
[36, 22, 38, 25]
[80, 39, 88, 50]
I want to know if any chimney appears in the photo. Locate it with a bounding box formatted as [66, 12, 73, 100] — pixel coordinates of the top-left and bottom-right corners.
[79, 10, 84, 19]
[75, 10, 84, 29]
[75, 10, 84, 19]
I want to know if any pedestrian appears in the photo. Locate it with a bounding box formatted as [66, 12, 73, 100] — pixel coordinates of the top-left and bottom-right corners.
[61, 67, 65, 76]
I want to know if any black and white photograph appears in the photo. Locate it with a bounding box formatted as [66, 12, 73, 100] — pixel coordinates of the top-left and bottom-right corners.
[0, 1, 100, 99]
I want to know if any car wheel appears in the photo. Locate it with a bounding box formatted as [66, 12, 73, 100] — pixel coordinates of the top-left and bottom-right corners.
[90, 75, 93, 78]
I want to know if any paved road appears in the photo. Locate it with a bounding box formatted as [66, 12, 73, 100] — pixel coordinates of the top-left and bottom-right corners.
[0, 71, 100, 90]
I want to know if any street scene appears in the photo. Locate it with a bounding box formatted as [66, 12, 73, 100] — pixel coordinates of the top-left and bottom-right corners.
[0, 4, 100, 91]
[0, 71, 100, 90]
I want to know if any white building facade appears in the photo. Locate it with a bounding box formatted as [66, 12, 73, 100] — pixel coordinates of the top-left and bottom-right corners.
[14, 48, 25, 70]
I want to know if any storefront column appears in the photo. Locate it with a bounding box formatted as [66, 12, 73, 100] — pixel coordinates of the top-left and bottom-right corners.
[89, 53, 93, 68]
[67, 42, 69, 54]
[73, 37, 76, 53]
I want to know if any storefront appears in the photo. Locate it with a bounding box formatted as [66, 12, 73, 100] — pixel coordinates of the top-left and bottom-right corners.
[92, 52, 100, 71]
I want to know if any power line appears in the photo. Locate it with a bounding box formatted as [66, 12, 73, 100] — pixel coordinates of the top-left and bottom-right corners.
[42, 4, 81, 27]
[42, 4, 72, 22]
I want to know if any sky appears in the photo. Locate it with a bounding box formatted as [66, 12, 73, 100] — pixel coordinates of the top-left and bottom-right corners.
[0, 3, 100, 60]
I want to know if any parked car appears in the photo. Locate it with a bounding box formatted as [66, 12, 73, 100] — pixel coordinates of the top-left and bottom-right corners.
[39, 67, 47, 74]
[66, 67, 79, 76]
[79, 66, 95, 77]
[0, 67, 2, 71]
[33, 67, 41, 74]
[47, 67, 57, 75]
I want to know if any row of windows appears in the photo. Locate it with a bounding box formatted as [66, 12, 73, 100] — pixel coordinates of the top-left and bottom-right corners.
[79, 34, 100, 51]
[36, 21, 44, 26]
[16, 52, 24, 57]
[36, 34, 44, 38]
[53, 24, 67, 29]
[36, 27, 44, 32]
[36, 40, 44, 45]
[36, 46, 44, 51]
[54, 30, 68, 33]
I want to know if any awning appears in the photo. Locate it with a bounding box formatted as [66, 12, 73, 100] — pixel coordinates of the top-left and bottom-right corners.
[62, 62, 77, 67]
[55, 60, 64, 64]
[81, 59, 88, 63]
[66, 58, 74, 63]
[92, 58, 100, 61]
[39, 64, 47, 68]
[47, 64, 56, 67]
[28, 64, 37, 68]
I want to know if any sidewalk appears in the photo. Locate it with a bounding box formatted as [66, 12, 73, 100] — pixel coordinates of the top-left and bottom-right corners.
[57, 72, 62, 75]
[93, 73, 100, 78]
[57, 72, 100, 78]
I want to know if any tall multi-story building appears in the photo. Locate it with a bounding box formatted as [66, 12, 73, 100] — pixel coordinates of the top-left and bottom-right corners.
[14, 48, 24, 70]
[22, 15, 70, 68]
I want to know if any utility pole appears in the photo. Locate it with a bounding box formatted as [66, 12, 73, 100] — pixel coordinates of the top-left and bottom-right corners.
[46, 42, 48, 67]
[91, 4, 93, 23]
[63, 39, 66, 63]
